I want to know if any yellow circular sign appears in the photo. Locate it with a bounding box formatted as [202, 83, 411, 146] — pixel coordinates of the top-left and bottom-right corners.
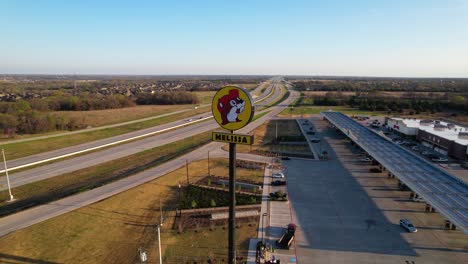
[211, 85, 255, 131]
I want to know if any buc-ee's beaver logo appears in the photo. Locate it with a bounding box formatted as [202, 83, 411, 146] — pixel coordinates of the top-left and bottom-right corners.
[212, 86, 254, 131]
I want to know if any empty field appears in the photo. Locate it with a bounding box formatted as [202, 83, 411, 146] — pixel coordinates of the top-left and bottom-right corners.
[0, 158, 259, 263]
[235, 119, 310, 155]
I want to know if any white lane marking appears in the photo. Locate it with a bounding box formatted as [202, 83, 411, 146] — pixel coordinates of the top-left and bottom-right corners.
[0, 116, 213, 174]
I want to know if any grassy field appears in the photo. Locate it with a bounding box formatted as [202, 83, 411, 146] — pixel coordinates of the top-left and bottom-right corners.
[279, 105, 384, 117]
[192, 91, 216, 104]
[207, 158, 265, 184]
[0, 106, 210, 160]
[0, 104, 211, 142]
[54, 104, 201, 128]
[0, 158, 260, 264]
[235, 119, 310, 154]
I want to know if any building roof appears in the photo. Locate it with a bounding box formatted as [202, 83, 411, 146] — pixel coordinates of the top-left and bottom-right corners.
[323, 111, 468, 234]
[389, 117, 468, 146]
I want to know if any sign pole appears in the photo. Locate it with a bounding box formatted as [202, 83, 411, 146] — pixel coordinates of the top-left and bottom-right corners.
[228, 131, 236, 264]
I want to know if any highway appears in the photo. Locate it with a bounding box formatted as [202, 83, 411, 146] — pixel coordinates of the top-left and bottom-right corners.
[0, 89, 298, 237]
[0, 79, 284, 190]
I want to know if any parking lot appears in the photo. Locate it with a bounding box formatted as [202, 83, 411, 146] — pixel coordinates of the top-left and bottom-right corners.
[280, 115, 467, 264]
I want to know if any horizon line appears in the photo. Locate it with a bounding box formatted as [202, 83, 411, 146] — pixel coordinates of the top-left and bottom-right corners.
[1, 73, 468, 80]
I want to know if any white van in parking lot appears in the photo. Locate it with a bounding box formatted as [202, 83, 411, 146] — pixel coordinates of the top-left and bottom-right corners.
[400, 219, 417, 232]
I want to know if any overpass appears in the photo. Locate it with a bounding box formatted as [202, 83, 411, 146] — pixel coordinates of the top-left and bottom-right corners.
[322, 111, 468, 234]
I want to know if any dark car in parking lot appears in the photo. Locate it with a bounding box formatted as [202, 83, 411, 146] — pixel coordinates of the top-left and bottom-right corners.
[272, 180, 287, 186]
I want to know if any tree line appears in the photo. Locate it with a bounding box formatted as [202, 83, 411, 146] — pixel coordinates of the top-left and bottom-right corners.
[0, 100, 85, 135]
[136, 91, 199, 105]
[292, 79, 468, 92]
[0, 91, 199, 136]
[299, 93, 467, 114]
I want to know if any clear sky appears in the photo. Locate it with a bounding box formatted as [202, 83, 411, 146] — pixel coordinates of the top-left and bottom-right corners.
[1, 0, 467, 77]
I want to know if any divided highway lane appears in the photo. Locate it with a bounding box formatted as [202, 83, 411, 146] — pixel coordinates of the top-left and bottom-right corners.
[1, 119, 219, 190]
[0, 80, 278, 174]
[0, 90, 299, 237]
[0, 81, 283, 190]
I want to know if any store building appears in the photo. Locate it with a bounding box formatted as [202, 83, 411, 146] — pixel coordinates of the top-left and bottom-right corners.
[386, 117, 468, 160]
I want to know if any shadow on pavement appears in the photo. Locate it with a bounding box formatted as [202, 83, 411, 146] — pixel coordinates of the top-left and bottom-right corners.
[283, 117, 417, 257]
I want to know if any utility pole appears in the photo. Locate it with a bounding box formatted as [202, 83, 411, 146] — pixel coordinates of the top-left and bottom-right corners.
[275, 120, 278, 140]
[1, 149, 14, 201]
[208, 151, 211, 176]
[178, 182, 181, 211]
[157, 199, 163, 264]
[186, 160, 189, 185]
[160, 199, 163, 225]
[157, 224, 162, 264]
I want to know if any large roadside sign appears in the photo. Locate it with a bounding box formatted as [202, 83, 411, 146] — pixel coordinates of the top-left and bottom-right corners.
[211, 85, 255, 264]
[211, 86, 254, 131]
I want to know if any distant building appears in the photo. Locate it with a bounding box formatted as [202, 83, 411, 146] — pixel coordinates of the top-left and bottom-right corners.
[386, 117, 468, 160]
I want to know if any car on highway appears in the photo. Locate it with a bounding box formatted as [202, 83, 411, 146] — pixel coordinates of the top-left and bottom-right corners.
[360, 157, 373, 162]
[310, 138, 321, 143]
[400, 219, 417, 233]
[272, 172, 285, 178]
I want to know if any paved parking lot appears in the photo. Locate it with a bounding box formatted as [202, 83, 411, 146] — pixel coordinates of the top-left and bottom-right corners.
[280, 115, 467, 264]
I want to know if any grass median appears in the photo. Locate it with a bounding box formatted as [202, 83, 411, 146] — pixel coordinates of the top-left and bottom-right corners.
[0, 106, 210, 160]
